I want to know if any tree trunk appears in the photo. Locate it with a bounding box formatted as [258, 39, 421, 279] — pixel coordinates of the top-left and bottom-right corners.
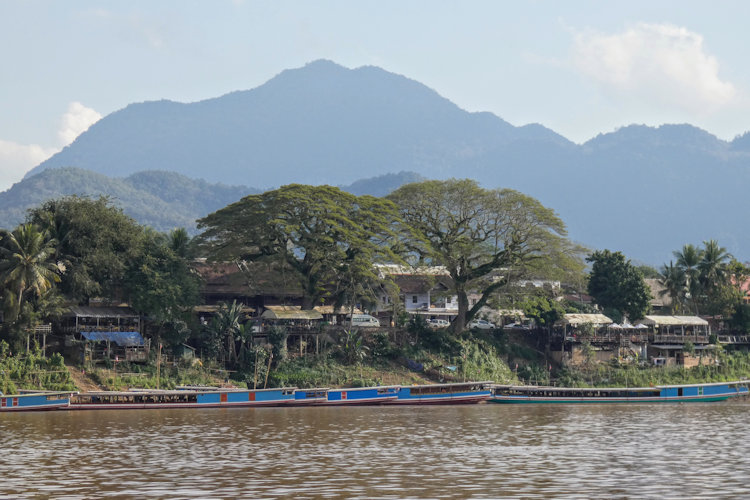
[454, 285, 469, 333]
[301, 295, 314, 310]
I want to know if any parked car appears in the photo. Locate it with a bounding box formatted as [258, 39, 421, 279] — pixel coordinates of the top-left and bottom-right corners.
[503, 322, 531, 330]
[468, 319, 496, 330]
[426, 318, 451, 329]
[344, 314, 381, 328]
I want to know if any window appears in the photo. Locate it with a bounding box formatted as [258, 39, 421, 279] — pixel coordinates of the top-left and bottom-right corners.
[412, 295, 418, 304]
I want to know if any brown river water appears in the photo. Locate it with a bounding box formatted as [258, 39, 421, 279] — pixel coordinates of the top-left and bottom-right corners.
[1, 402, 749, 499]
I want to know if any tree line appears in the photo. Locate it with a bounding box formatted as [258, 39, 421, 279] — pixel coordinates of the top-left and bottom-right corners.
[11, 178, 750, 373]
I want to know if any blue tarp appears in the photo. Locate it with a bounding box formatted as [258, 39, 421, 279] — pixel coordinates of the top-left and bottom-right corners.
[80, 331, 144, 347]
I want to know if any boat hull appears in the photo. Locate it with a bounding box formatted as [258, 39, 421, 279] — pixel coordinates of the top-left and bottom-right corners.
[68, 388, 296, 410]
[490, 382, 749, 404]
[0, 393, 73, 412]
[390, 383, 492, 405]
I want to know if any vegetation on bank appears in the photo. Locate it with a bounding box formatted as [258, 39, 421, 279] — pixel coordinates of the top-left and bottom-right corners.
[0, 342, 75, 394]
[557, 348, 750, 388]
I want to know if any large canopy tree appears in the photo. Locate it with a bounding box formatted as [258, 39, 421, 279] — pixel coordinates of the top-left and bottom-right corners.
[122, 228, 201, 347]
[586, 249, 652, 322]
[196, 184, 402, 309]
[28, 196, 146, 304]
[387, 179, 578, 332]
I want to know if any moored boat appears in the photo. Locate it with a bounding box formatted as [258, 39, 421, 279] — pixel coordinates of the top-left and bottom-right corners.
[0, 391, 75, 411]
[68, 387, 296, 410]
[390, 382, 493, 404]
[291, 388, 329, 405]
[320, 386, 400, 405]
[490, 380, 750, 404]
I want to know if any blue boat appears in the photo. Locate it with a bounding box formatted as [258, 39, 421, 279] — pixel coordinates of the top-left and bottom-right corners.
[390, 382, 493, 404]
[490, 380, 750, 404]
[291, 388, 329, 405]
[322, 386, 399, 405]
[0, 391, 74, 411]
[68, 387, 296, 410]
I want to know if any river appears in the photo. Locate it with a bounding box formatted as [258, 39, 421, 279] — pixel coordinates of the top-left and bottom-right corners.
[1, 402, 749, 498]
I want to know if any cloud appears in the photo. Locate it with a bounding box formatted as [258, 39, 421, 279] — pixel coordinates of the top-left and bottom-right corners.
[0, 140, 57, 191]
[572, 23, 736, 113]
[58, 101, 102, 146]
[0, 102, 101, 191]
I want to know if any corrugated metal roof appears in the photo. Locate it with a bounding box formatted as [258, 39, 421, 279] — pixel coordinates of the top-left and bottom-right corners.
[194, 305, 255, 313]
[313, 305, 362, 315]
[642, 315, 708, 326]
[557, 313, 613, 326]
[64, 306, 139, 318]
[261, 306, 323, 320]
[80, 331, 144, 346]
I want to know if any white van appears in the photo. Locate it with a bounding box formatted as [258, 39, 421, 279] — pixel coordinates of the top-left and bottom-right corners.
[346, 314, 381, 328]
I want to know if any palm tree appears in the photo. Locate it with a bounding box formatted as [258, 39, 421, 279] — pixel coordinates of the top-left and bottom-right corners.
[169, 228, 191, 259]
[0, 224, 62, 321]
[205, 300, 244, 365]
[673, 244, 703, 314]
[658, 260, 686, 314]
[699, 239, 731, 292]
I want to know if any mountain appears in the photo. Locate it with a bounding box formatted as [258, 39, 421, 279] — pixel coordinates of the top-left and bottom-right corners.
[20, 60, 750, 264]
[0, 168, 256, 233]
[27, 59, 572, 188]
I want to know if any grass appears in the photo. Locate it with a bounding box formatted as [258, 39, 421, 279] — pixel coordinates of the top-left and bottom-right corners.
[0, 342, 76, 394]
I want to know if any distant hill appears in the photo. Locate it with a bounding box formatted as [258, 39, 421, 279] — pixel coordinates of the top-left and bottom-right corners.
[21, 60, 750, 264]
[0, 168, 256, 232]
[0, 168, 422, 232]
[340, 171, 425, 197]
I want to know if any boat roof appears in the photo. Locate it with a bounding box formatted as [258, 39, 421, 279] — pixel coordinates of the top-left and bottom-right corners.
[329, 385, 401, 391]
[494, 385, 661, 392]
[2, 391, 77, 397]
[174, 386, 297, 392]
[404, 381, 494, 389]
[81, 388, 296, 397]
[494, 380, 750, 391]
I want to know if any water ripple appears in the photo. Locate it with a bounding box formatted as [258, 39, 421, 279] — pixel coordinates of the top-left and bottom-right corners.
[1, 403, 750, 498]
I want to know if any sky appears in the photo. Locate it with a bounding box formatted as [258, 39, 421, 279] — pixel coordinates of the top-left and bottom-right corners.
[2, 1, 750, 190]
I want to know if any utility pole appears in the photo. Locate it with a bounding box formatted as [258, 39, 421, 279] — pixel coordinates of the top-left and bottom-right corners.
[156, 343, 162, 389]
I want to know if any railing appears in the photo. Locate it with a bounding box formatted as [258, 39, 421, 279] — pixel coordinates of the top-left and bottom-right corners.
[59, 326, 141, 335]
[652, 335, 708, 344]
[718, 335, 750, 344]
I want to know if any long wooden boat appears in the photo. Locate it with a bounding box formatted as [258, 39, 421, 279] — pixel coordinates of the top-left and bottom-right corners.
[490, 380, 750, 404]
[68, 387, 296, 410]
[290, 388, 329, 405]
[389, 382, 493, 405]
[0, 391, 75, 412]
[320, 386, 399, 405]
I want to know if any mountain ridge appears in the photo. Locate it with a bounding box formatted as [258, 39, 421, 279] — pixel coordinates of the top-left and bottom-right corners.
[18, 59, 750, 264]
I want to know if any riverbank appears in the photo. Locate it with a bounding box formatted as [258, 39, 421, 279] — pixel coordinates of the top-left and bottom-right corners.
[5, 328, 750, 393]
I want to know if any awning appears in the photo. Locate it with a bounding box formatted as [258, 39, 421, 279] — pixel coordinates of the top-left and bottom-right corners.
[261, 306, 323, 320]
[313, 305, 362, 315]
[64, 306, 139, 319]
[641, 315, 708, 326]
[194, 304, 255, 314]
[80, 331, 145, 346]
[556, 313, 613, 326]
